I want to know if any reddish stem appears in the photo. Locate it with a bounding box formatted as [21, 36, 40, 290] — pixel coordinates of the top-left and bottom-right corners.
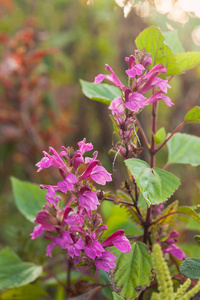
[135, 117, 150, 153]
[154, 121, 186, 154]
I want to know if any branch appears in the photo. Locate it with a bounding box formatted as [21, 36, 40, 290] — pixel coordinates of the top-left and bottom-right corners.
[135, 117, 150, 153]
[154, 121, 186, 154]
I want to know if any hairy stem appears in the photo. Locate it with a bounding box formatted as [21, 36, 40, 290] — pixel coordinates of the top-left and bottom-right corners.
[135, 117, 150, 152]
[143, 100, 158, 244]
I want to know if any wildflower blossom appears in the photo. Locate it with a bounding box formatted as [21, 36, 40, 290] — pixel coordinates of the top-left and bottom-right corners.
[31, 139, 131, 273]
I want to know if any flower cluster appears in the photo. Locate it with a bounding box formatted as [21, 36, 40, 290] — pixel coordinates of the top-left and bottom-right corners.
[31, 139, 131, 273]
[94, 50, 173, 159]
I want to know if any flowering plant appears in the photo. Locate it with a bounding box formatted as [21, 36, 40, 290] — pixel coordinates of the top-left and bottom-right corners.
[7, 26, 200, 299]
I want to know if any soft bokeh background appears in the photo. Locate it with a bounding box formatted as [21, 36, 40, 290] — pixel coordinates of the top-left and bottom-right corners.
[1, 0, 200, 295]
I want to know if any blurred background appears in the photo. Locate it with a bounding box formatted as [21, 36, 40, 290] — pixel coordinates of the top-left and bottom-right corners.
[1, 0, 200, 275]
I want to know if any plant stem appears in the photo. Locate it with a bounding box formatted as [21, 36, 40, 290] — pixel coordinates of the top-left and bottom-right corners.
[143, 100, 158, 244]
[135, 117, 150, 152]
[63, 250, 73, 294]
[43, 266, 66, 290]
[153, 121, 186, 154]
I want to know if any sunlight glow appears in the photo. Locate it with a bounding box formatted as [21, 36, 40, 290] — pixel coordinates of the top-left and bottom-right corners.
[167, 2, 189, 24]
[134, 0, 150, 18]
[154, 0, 172, 14]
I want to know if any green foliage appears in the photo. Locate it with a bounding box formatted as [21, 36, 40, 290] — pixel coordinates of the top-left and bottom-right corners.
[0, 284, 47, 300]
[80, 80, 121, 104]
[135, 26, 181, 76]
[175, 52, 200, 71]
[110, 242, 153, 300]
[11, 177, 46, 223]
[162, 30, 185, 54]
[0, 248, 42, 290]
[167, 133, 200, 166]
[184, 106, 200, 123]
[125, 159, 180, 205]
[112, 292, 124, 300]
[101, 201, 143, 236]
[180, 258, 200, 279]
[153, 127, 166, 145]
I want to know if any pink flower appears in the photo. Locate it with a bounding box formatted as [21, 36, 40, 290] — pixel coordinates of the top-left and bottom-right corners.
[54, 231, 74, 249]
[124, 92, 146, 112]
[45, 186, 61, 206]
[84, 240, 105, 259]
[57, 173, 77, 193]
[108, 97, 125, 115]
[68, 238, 85, 258]
[90, 165, 112, 185]
[125, 64, 145, 78]
[79, 187, 100, 211]
[78, 138, 93, 155]
[94, 64, 125, 89]
[95, 251, 117, 272]
[163, 244, 186, 260]
[102, 229, 131, 253]
[36, 147, 68, 172]
[145, 90, 173, 107]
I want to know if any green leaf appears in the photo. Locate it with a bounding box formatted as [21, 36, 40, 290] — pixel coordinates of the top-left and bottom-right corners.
[175, 52, 200, 71]
[178, 206, 200, 224]
[11, 177, 46, 223]
[135, 26, 181, 76]
[0, 248, 42, 289]
[153, 127, 166, 145]
[112, 292, 124, 300]
[180, 258, 200, 279]
[110, 242, 153, 300]
[163, 30, 184, 54]
[167, 133, 200, 166]
[184, 106, 200, 123]
[80, 79, 121, 105]
[125, 159, 180, 205]
[0, 284, 47, 300]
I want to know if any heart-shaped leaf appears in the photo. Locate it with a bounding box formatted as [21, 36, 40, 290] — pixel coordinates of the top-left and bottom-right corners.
[125, 159, 180, 205]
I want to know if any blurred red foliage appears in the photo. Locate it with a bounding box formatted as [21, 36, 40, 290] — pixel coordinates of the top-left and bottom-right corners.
[0, 27, 75, 179]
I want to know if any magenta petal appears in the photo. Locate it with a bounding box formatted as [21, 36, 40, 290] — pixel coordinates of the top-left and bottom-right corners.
[79, 189, 100, 211]
[108, 97, 125, 115]
[46, 241, 55, 257]
[95, 251, 117, 272]
[163, 244, 186, 260]
[30, 224, 43, 239]
[84, 246, 97, 259]
[90, 165, 112, 185]
[94, 74, 107, 84]
[113, 236, 131, 253]
[78, 138, 93, 155]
